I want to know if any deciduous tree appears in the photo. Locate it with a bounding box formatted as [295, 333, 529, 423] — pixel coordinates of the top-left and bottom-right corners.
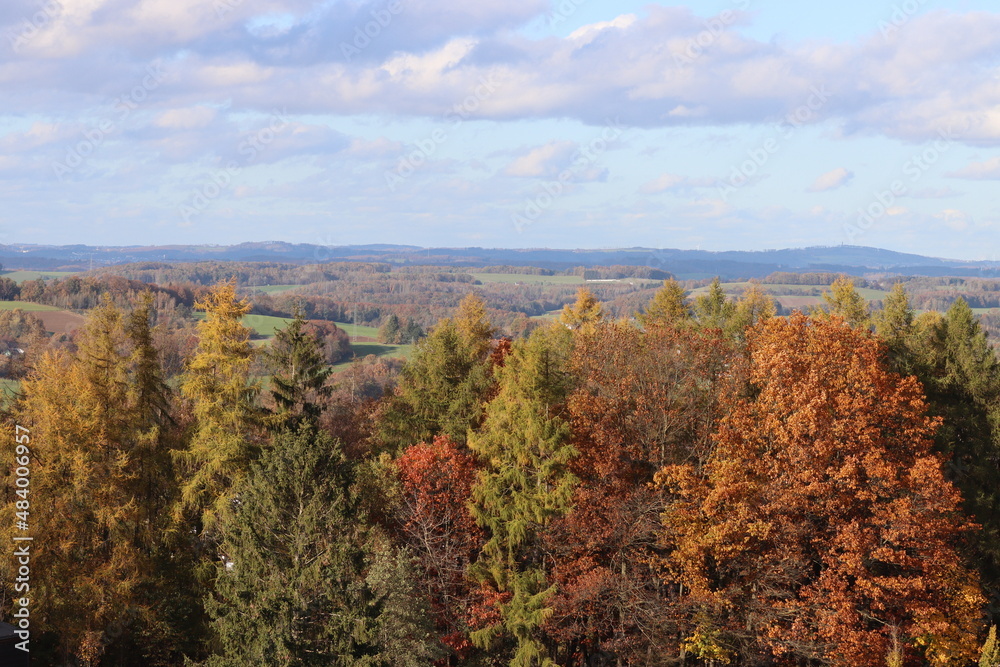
[659, 313, 983, 666]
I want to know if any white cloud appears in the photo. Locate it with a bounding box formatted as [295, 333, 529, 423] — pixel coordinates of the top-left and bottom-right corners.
[504, 141, 577, 178]
[639, 172, 720, 194]
[947, 157, 1000, 180]
[807, 167, 853, 192]
[153, 107, 217, 130]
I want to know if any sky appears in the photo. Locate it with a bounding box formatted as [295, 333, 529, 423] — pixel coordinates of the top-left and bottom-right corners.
[1, 0, 999, 259]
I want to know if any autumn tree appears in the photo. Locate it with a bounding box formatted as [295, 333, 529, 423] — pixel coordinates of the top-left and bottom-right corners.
[544, 321, 735, 663]
[6, 296, 182, 664]
[175, 279, 260, 534]
[396, 435, 484, 660]
[559, 288, 604, 331]
[468, 325, 577, 665]
[819, 275, 870, 328]
[659, 313, 983, 666]
[727, 281, 776, 341]
[640, 278, 690, 328]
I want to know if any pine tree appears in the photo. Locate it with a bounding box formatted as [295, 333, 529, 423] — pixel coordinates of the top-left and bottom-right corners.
[468, 325, 578, 665]
[640, 278, 690, 327]
[692, 277, 736, 331]
[203, 427, 384, 666]
[559, 287, 604, 331]
[175, 279, 260, 534]
[267, 308, 332, 429]
[401, 318, 424, 344]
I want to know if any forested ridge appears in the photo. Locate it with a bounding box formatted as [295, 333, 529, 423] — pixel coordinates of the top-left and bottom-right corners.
[2, 275, 1000, 666]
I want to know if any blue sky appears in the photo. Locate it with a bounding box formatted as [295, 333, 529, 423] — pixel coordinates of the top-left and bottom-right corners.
[2, 0, 999, 259]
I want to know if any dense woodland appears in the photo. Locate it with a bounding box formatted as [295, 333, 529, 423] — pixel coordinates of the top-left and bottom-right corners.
[2, 274, 1000, 666]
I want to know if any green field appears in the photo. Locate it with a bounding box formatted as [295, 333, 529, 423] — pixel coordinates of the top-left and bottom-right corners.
[333, 321, 381, 339]
[0, 378, 21, 406]
[347, 342, 413, 360]
[0, 301, 61, 311]
[1, 270, 77, 283]
[471, 273, 584, 285]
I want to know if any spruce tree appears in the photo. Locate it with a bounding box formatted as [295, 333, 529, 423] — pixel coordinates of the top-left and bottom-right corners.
[267, 309, 332, 429]
[914, 298, 1000, 619]
[875, 282, 916, 374]
[377, 297, 496, 452]
[468, 325, 578, 665]
[378, 314, 401, 344]
[204, 427, 383, 666]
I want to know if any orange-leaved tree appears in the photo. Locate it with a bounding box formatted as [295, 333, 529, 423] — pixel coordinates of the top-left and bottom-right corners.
[658, 313, 983, 666]
[396, 435, 484, 659]
[544, 321, 736, 663]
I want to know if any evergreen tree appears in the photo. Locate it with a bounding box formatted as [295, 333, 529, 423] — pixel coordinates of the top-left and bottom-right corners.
[378, 314, 401, 344]
[377, 300, 496, 452]
[468, 325, 578, 665]
[640, 278, 690, 327]
[176, 279, 260, 534]
[693, 277, 736, 331]
[401, 318, 424, 344]
[911, 298, 1000, 620]
[875, 282, 916, 374]
[204, 427, 385, 666]
[268, 309, 332, 429]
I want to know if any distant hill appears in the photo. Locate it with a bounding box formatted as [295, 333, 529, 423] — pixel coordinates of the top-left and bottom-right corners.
[1, 242, 998, 280]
